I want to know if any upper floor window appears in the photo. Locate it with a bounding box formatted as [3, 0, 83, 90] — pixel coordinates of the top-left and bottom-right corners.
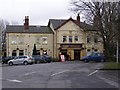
[36, 37, 41, 44]
[63, 36, 67, 42]
[75, 36, 78, 42]
[11, 36, 24, 45]
[94, 35, 98, 43]
[69, 36, 72, 43]
[11, 36, 17, 44]
[42, 37, 47, 44]
[87, 36, 91, 43]
[18, 37, 24, 44]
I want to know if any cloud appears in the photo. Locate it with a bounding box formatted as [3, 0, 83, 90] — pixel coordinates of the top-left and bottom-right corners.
[0, 0, 73, 25]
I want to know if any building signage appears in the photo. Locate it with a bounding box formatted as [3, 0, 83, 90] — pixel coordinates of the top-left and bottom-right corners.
[61, 44, 82, 48]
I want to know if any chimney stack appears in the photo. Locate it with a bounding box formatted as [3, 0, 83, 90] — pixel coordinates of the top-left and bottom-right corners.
[24, 16, 29, 30]
[77, 13, 80, 25]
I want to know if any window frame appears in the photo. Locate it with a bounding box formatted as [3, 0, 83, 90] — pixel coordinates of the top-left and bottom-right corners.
[69, 36, 72, 43]
[42, 37, 48, 44]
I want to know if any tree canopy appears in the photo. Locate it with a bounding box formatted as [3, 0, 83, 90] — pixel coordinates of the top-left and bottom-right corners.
[70, 0, 120, 60]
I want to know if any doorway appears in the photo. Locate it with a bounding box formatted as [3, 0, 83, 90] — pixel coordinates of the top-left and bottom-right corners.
[74, 49, 80, 60]
[60, 49, 67, 56]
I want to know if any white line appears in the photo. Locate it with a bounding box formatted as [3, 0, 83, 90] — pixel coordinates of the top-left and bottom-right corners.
[51, 70, 69, 76]
[88, 70, 98, 76]
[1, 78, 22, 83]
[8, 79, 22, 83]
[24, 72, 36, 76]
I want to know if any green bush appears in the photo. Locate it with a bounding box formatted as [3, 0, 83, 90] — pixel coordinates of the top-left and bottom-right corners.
[104, 62, 120, 69]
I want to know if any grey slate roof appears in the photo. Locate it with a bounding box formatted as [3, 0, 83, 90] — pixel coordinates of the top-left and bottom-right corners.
[49, 19, 66, 29]
[6, 25, 53, 33]
[49, 19, 95, 31]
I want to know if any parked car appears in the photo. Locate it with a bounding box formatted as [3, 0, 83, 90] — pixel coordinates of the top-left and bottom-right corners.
[81, 53, 105, 63]
[32, 55, 52, 64]
[2, 56, 15, 64]
[42, 55, 52, 63]
[8, 56, 35, 66]
[32, 55, 45, 64]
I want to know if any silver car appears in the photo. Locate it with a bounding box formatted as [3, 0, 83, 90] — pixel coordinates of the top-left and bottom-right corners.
[8, 56, 35, 66]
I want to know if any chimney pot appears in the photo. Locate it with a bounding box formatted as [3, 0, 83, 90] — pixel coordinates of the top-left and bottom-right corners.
[24, 16, 29, 30]
[77, 13, 80, 25]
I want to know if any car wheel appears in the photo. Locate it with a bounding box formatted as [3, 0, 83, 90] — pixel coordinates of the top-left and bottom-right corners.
[84, 59, 89, 63]
[37, 61, 40, 64]
[24, 61, 28, 65]
[101, 59, 105, 62]
[9, 62, 13, 66]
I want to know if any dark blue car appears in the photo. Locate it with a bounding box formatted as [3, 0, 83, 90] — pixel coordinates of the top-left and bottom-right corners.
[81, 53, 105, 63]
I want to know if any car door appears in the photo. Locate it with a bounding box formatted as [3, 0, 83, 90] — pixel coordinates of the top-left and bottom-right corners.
[13, 56, 20, 64]
[18, 56, 25, 64]
[89, 53, 97, 61]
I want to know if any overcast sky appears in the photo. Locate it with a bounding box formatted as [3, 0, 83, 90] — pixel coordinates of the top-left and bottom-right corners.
[0, 0, 78, 25]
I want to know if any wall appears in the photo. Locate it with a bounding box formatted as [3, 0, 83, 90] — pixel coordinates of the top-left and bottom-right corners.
[6, 33, 53, 57]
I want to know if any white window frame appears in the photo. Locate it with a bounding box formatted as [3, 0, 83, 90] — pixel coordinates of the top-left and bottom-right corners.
[42, 37, 47, 44]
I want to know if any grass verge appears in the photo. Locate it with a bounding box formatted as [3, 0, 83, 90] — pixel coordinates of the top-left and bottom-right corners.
[103, 62, 120, 70]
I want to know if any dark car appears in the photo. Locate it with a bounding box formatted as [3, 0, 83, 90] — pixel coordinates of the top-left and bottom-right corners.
[42, 55, 52, 63]
[2, 56, 15, 64]
[32, 55, 52, 64]
[81, 53, 105, 63]
[32, 55, 45, 64]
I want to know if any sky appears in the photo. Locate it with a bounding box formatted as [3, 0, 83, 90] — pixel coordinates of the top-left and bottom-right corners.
[0, 0, 78, 25]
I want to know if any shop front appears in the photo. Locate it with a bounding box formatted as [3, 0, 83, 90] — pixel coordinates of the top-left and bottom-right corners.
[59, 44, 83, 60]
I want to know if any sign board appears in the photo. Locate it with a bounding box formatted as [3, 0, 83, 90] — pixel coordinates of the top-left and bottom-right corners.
[60, 55, 65, 62]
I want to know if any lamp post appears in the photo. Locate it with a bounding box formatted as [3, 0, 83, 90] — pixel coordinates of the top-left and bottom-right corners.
[116, 40, 119, 64]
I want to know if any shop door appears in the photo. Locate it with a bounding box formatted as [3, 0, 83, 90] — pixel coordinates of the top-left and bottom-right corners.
[74, 49, 80, 60]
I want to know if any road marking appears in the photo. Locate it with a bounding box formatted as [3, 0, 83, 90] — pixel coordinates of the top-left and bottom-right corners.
[8, 79, 22, 83]
[24, 72, 36, 76]
[51, 70, 69, 76]
[88, 70, 98, 76]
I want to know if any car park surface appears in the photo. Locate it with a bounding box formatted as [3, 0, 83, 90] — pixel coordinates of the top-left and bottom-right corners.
[2, 61, 119, 88]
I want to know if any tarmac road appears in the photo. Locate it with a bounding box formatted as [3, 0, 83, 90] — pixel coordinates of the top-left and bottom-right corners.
[1, 61, 119, 89]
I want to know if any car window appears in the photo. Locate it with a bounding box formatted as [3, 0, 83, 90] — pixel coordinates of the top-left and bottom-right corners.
[24, 56, 27, 58]
[15, 57, 19, 59]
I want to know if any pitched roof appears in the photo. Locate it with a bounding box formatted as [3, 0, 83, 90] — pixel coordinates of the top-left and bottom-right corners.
[49, 19, 66, 29]
[6, 25, 53, 34]
[49, 18, 95, 31]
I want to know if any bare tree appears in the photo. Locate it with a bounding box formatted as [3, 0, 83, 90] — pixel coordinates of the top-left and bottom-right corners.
[0, 18, 9, 56]
[70, 0, 120, 60]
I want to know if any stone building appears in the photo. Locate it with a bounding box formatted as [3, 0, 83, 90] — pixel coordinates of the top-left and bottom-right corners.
[6, 15, 104, 60]
[48, 14, 103, 60]
[6, 16, 54, 57]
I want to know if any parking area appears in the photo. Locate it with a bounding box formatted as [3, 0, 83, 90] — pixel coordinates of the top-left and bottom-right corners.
[1, 61, 119, 89]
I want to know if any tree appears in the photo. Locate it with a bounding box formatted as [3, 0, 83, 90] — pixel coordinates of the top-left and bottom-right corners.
[32, 44, 37, 55]
[0, 18, 9, 56]
[70, 0, 120, 60]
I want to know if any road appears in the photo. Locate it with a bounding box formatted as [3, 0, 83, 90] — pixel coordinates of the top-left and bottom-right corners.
[1, 61, 119, 89]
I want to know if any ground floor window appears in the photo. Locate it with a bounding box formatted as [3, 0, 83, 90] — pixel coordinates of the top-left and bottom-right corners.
[60, 49, 67, 56]
[37, 50, 40, 55]
[12, 50, 16, 56]
[43, 50, 47, 55]
[19, 50, 24, 56]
